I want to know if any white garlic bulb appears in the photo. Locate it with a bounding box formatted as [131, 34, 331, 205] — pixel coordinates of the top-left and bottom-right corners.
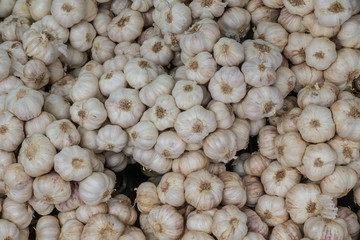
[275, 132, 307, 168]
[185, 51, 217, 85]
[219, 171, 247, 207]
[79, 172, 115, 205]
[36, 215, 60, 240]
[213, 37, 245, 67]
[186, 208, 216, 234]
[2, 197, 34, 229]
[243, 39, 282, 69]
[81, 214, 125, 240]
[291, 63, 323, 92]
[139, 74, 175, 107]
[124, 58, 160, 89]
[133, 148, 172, 174]
[75, 203, 108, 224]
[305, 37, 337, 71]
[46, 119, 80, 150]
[269, 220, 302, 240]
[0, 111, 24, 152]
[91, 36, 116, 64]
[107, 195, 137, 225]
[337, 207, 360, 239]
[337, 15, 360, 49]
[0, 219, 20, 240]
[302, 13, 340, 38]
[258, 125, 278, 160]
[0, 76, 24, 95]
[136, 181, 161, 214]
[189, 0, 226, 19]
[0, 150, 15, 181]
[157, 172, 185, 207]
[283, 0, 313, 16]
[328, 135, 360, 165]
[207, 100, 235, 130]
[243, 152, 271, 177]
[96, 124, 128, 152]
[50, 0, 85, 28]
[59, 219, 84, 240]
[99, 71, 127, 97]
[255, 195, 288, 226]
[155, 131, 186, 159]
[243, 176, 265, 207]
[172, 150, 210, 176]
[218, 7, 251, 41]
[149, 94, 180, 131]
[203, 129, 237, 163]
[69, 21, 96, 52]
[242, 59, 277, 87]
[140, 36, 174, 66]
[303, 216, 350, 240]
[314, 0, 352, 27]
[320, 166, 357, 198]
[254, 22, 288, 51]
[172, 80, 203, 110]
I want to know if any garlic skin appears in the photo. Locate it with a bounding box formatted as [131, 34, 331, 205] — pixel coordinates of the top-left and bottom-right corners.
[329, 135, 360, 165]
[0, 49, 10, 81]
[50, 76, 76, 101]
[6, 86, 44, 121]
[70, 73, 98, 102]
[148, 205, 184, 240]
[291, 63, 323, 92]
[59, 219, 84, 240]
[302, 143, 337, 182]
[157, 172, 185, 207]
[254, 22, 288, 51]
[96, 124, 128, 152]
[81, 214, 125, 240]
[0, 76, 24, 95]
[115, 41, 141, 58]
[46, 119, 80, 150]
[320, 166, 357, 198]
[182, 231, 215, 240]
[0, 219, 20, 240]
[129, 121, 158, 150]
[75, 203, 108, 224]
[44, 94, 71, 120]
[337, 15, 360, 49]
[12, 0, 31, 19]
[219, 171, 247, 207]
[278, 8, 305, 33]
[0, 111, 24, 152]
[242, 208, 268, 238]
[239, 86, 284, 121]
[213, 37, 245, 67]
[172, 80, 203, 110]
[136, 182, 161, 214]
[258, 125, 278, 160]
[0, 0, 16, 18]
[207, 101, 235, 130]
[242, 59, 277, 88]
[297, 82, 339, 109]
[69, 21, 96, 52]
[331, 99, 360, 142]
[285, 183, 321, 224]
[0, 15, 31, 41]
[218, 7, 251, 41]
[140, 74, 175, 107]
[2, 197, 34, 229]
[93, 8, 113, 36]
[243, 176, 264, 207]
[172, 150, 209, 176]
[314, 0, 352, 27]
[107, 8, 144, 43]
[185, 51, 217, 85]
[35, 215, 60, 240]
[337, 207, 360, 239]
[184, 169, 224, 210]
[141, 36, 174, 66]
[119, 226, 146, 240]
[269, 220, 302, 240]
[54, 146, 92, 182]
[284, 33, 313, 65]
[261, 161, 301, 197]
[255, 195, 289, 226]
[55, 182, 83, 213]
[175, 105, 217, 144]
[99, 71, 127, 97]
[0, 150, 15, 181]
[155, 131, 186, 159]
[304, 216, 350, 240]
[124, 58, 160, 89]
[297, 104, 335, 143]
[302, 13, 340, 38]
[208, 66, 247, 104]
[133, 148, 172, 174]
[212, 205, 248, 240]
[91, 36, 116, 64]
[79, 172, 115, 205]
[305, 38, 337, 71]
[203, 129, 237, 163]
[107, 195, 137, 225]
[18, 59, 49, 90]
[230, 118, 250, 151]
[186, 208, 216, 234]
[33, 172, 71, 204]
[18, 133, 56, 177]
[79, 60, 104, 79]
[29, 0, 52, 20]
[275, 132, 307, 168]
[243, 152, 271, 177]
[149, 94, 180, 131]
[189, 0, 226, 19]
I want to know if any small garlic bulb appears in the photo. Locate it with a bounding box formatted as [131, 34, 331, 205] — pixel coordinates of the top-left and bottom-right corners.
[213, 37, 245, 67]
[253, 22, 288, 51]
[185, 51, 217, 85]
[337, 15, 360, 49]
[243, 176, 264, 207]
[328, 135, 360, 165]
[51, 0, 85, 28]
[302, 13, 340, 38]
[208, 66, 247, 104]
[302, 143, 337, 181]
[2, 197, 34, 229]
[79, 172, 115, 205]
[303, 216, 350, 240]
[70, 72, 99, 102]
[140, 36, 174, 66]
[36, 215, 60, 240]
[241, 59, 276, 88]
[139, 74, 175, 107]
[0, 0, 16, 18]
[115, 41, 141, 58]
[81, 214, 125, 240]
[0, 219, 20, 240]
[0, 76, 24, 95]
[99, 71, 127, 97]
[124, 58, 161, 90]
[284, 33, 312, 65]
[69, 21, 96, 52]
[269, 220, 302, 240]
[283, 0, 313, 16]
[219, 171, 247, 207]
[75, 203, 108, 224]
[55, 182, 83, 212]
[182, 231, 215, 240]
[297, 82, 339, 109]
[297, 104, 335, 143]
[172, 80, 203, 110]
[320, 166, 357, 198]
[291, 63, 323, 92]
[0, 150, 15, 180]
[217, 7, 251, 41]
[133, 148, 172, 174]
[305, 37, 337, 71]
[337, 207, 360, 239]
[184, 169, 224, 210]
[242, 208, 268, 238]
[314, 0, 352, 27]
[79, 60, 104, 79]
[6, 86, 44, 121]
[107, 195, 137, 225]
[129, 121, 158, 150]
[107, 8, 144, 43]
[174, 105, 217, 144]
[154, 131, 186, 159]
[136, 182, 161, 213]
[33, 172, 71, 204]
[91, 36, 116, 64]
[189, 0, 226, 19]
[230, 118, 250, 151]
[96, 124, 128, 152]
[258, 125, 278, 160]
[59, 219, 84, 240]
[186, 208, 216, 234]
[157, 172, 185, 207]
[172, 150, 210, 176]
[50, 76, 76, 101]
[255, 195, 288, 226]
[119, 226, 146, 240]
[203, 129, 237, 163]
[28, 196, 54, 216]
[243, 152, 272, 177]
[243, 39, 282, 69]
[0, 111, 24, 152]
[149, 94, 180, 131]
[46, 119, 80, 150]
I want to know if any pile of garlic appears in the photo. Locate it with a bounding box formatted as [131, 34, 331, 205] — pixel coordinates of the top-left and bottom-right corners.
[0, 0, 360, 239]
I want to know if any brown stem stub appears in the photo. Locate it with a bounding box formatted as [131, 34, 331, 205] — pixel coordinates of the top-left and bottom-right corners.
[118, 99, 132, 111]
[328, 2, 345, 13]
[306, 201, 317, 213]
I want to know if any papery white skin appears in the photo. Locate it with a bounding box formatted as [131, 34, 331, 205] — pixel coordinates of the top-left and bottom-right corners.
[269, 220, 302, 240]
[337, 207, 360, 239]
[185, 51, 217, 85]
[208, 66, 247, 104]
[104, 151, 128, 172]
[59, 219, 84, 240]
[70, 72, 99, 102]
[243, 176, 265, 207]
[172, 150, 210, 176]
[275, 131, 307, 168]
[115, 41, 141, 58]
[96, 124, 128, 152]
[305, 37, 337, 71]
[81, 213, 125, 240]
[136, 181, 161, 214]
[255, 195, 289, 226]
[230, 118, 250, 151]
[2, 197, 34, 229]
[93, 8, 113, 36]
[69, 21, 96, 52]
[283, 0, 314, 16]
[337, 15, 360, 49]
[320, 166, 357, 198]
[164, 32, 182, 52]
[75, 203, 108, 224]
[133, 148, 172, 174]
[139, 74, 175, 107]
[278, 8, 305, 33]
[242, 152, 272, 177]
[217, 7, 251, 41]
[0, 15, 31, 42]
[149, 94, 180, 131]
[141, 36, 174, 66]
[219, 171, 247, 206]
[0, 0, 16, 17]
[258, 125, 279, 160]
[57, 210, 76, 226]
[46, 119, 80, 150]
[79, 172, 115, 205]
[50, 76, 76, 102]
[297, 81, 339, 109]
[55, 182, 83, 213]
[124, 58, 159, 89]
[99, 71, 127, 97]
[78, 126, 99, 152]
[302, 13, 340, 38]
[0, 219, 20, 239]
[6, 86, 44, 121]
[203, 129, 237, 163]
[207, 100, 235, 130]
[253, 22, 288, 51]
[328, 135, 360, 165]
[174, 105, 217, 144]
[91, 36, 116, 64]
[107, 195, 137, 225]
[303, 216, 350, 240]
[0, 150, 15, 181]
[28, 195, 54, 216]
[28, 0, 51, 20]
[189, 0, 226, 19]
[155, 131, 186, 159]
[314, 0, 352, 27]
[0, 76, 23, 95]
[157, 172, 185, 207]
[129, 121, 159, 150]
[0, 49, 11, 82]
[44, 94, 71, 120]
[103, 55, 130, 73]
[0, 111, 24, 152]
[110, 0, 131, 15]
[186, 208, 216, 233]
[137, 26, 162, 45]
[291, 63, 323, 92]
[213, 37, 245, 67]
[79, 60, 104, 79]
[12, 0, 31, 19]
[242, 59, 277, 88]
[182, 231, 215, 240]
[284, 33, 312, 65]
[50, 0, 85, 28]
[172, 80, 203, 110]
[302, 143, 337, 182]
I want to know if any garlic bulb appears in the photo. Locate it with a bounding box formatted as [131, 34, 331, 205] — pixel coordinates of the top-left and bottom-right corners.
[203, 129, 237, 163]
[58, 210, 77, 226]
[70, 72, 99, 102]
[219, 171, 247, 207]
[79, 172, 115, 205]
[59, 219, 84, 240]
[50, 0, 85, 28]
[91, 36, 116, 64]
[0, 111, 24, 152]
[36, 215, 60, 240]
[207, 101, 235, 130]
[137, 26, 162, 45]
[291, 63, 323, 92]
[218, 7, 251, 41]
[96, 124, 128, 152]
[314, 0, 352, 27]
[243, 176, 264, 207]
[2, 197, 34, 229]
[155, 131, 186, 159]
[186, 208, 216, 234]
[99, 71, 127, 97]
[243, 152, 272, 177]
[0, 15, 30, 42]
[305, 37, 337, 71]
[81, 214, 125, 240]
[33, 172, 71, 204]
[119, 226, 146, 240]
[269, 220, 302, 240]
[283, 0, 313, 16]
[302, 143, 337, 182]
[107, 195, 137, 225]
[243, 39, 282, 69]
[133, 147, 172, 174]
[302, 13, 340, 38]
[255, 195, 288, 226]
[244, 232, 266, 240]
[140, 36, 174, 66]
[337, 15, 360, 49]
[172, 80, 203, 110]
[242, 208, 268, 238]
[157, 172, 185, 207]
[115, 41, 141, 58]
[18, 133, 56, 177]
[124, 58, 159, 89]
[297, 82, 339, 109]
[241, 59, 277, 87]
[285, 183, 324, 224]
[320, 166, 357, 198]
[337, 207, 360, 239]
[330, 135, 360, 165]
[93, 8, 113, 36]
[189, 0, 226, 19]
[297, 104, 335, 143]
[139, 74, 175, 107]
[208, 66, 247, 104]
[79, 60, 104, 79]
[55, 182, 83, 212]
[258, 125, 278, 159]
[284, 33, 312, 65]
[230, 118, 250, 151]
[253, 22, 288, 51]
[213, 37, 245, 67]
[174, 105, 217, 144]
[172, 150, 210, 176]
[0, 49, 10, 81]
[28, 0, 52, 20]
[43, 94, 70, 121]
[107, 8, 144, 43]
[50, 76, 76, 101]
[0, 150, 15, 181]
[6, 85, 44, 121]
[128, 121, 158, 150]
[184, 169, 224, 210]
[136, 181, 161, 213]
[303, 216, 350, 240]
[275, 132, 307, 168]
[75, 203, 108, 224]
[185, 52, 217, 85]
[0, 0, 16, 18]
[261, 161, 301, 197]
[46, 119, 80, 150]
[0, 219, 20, 240]
[0, 76, 23, 95]
[149, 94, 180, 131]
[331, 99, 360, 142]
[69, 21, 96, 52]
